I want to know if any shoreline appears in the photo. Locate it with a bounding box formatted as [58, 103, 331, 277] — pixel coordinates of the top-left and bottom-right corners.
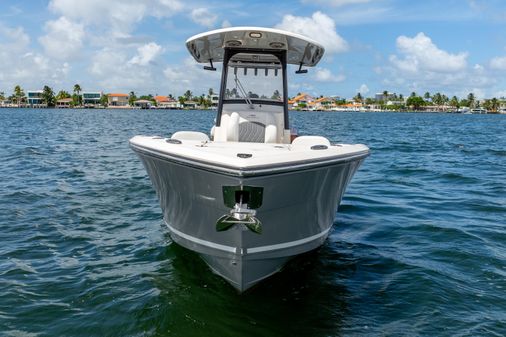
[2, 107, 501, 115]
[1, 105, 505, 114]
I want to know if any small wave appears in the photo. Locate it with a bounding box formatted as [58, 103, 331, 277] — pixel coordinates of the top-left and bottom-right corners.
[4, 330, 40, 337]
[58, 168, 86, 178]
[487, 148, 506, 156]
[23, 146, 45, 156]
[439, 172, 479, 184]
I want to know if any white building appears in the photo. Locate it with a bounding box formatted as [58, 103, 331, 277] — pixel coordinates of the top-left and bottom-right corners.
[27, 90, 43, 106]
[210, 94, 219, 107]
[82, 92, 102, 107]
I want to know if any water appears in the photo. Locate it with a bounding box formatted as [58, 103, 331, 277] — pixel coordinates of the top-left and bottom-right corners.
[0, 108, 505, 336]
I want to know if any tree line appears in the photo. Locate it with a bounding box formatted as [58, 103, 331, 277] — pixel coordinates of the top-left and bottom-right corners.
[0, 84, 88, 107]
[352, 90, 503, 112]
[2, 85, 504, 111]
[0, 85, 218, 108]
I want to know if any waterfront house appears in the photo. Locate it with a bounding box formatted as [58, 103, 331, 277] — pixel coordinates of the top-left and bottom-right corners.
[107, 93, 129, 107]
[56, 98, 72, 108]
[154, 95, 180, 109]
[183, 100, 198, 109]
[309, 97, 333, 111]
[210, 94, 219, 108]
[82, 92, 102, 107]
[27, 90, 44, 107]
[375, 92, 395, 102]
[341, 102, 363, 111]
[133, 99, 152, 109]
[154, 95, 168, 106]
[288, 93, 314, 110]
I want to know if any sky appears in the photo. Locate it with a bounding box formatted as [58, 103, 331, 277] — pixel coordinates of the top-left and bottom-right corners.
[2, 0, 506, 99]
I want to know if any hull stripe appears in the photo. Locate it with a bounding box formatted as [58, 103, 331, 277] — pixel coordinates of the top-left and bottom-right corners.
[166, 221, 331, 255]
[246, 227, 331, 253]
[166, 222, 237, 253]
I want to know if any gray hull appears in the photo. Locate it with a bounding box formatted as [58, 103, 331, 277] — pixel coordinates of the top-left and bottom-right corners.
[133, 148, 365, 291]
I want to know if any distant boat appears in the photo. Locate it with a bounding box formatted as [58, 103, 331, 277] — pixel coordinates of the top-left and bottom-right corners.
[471, 108, 487, 114]
[457, 107, 471, 114]
[130, 27, 369, 291]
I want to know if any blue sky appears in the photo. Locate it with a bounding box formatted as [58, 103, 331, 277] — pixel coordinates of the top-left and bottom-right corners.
[2, 0, 506, 99]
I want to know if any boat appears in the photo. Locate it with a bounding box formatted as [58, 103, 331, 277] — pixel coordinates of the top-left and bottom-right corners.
[471, 108, 487, 114]
[130, 27, 370, 291]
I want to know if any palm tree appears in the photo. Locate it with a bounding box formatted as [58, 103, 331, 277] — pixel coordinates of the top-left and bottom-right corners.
[100, 94, 108, 107]
[56, 90, 71, 100]
[450, 96, 459, 109]
[467, 92, 475, 108]
[198, 94, 206, 107]
[490, 97, 499, 113]
[424, 92, 431, 102]
[382, 90, 389, 101]
[442, 94, 449, 105]
[208, 88, 214, 97]
[432, 92, 442, 107]
[354, 92, 363, 103]
[42, 85, 55, 107]
[13, 85, 25, 106]
[128, 91, 137, 106]
[184, 90, 193, 101]
[73, 84, 82, 106]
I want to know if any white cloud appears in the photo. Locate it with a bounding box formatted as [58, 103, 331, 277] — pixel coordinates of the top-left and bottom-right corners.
[314, 67, 345, 82]
[128, 42, 163, 66]
[275, 11, 349, 54]
[490, 56, 506, 70]
[191, 8, 218, 28]
[390, 32, 467, 73]
[222, 20, 232, 28]
[301, 0, 374, 6]
[493, 89, 506, 98]
[163, 57, 221, 94]
[0, 24, 30, 52]
[39, 16, 85, 60]
[378, 32, 500, 97]
[90, 47, 155, 91]
[358, 84, 369, 95]
[49, 0, 183, 34]
[89, 45, 190, 94]
[0, 24, 70, 89]
[473, 63, 484, 72]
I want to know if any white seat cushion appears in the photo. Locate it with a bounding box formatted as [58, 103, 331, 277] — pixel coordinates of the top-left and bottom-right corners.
[291, 135, 330, 148]
[264, 124, 277, 143]
[171, 131, 210, 142]
[226, 112, 239, 141]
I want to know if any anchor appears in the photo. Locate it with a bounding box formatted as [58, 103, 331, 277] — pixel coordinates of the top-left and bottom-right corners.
[216, 186, 263, 234]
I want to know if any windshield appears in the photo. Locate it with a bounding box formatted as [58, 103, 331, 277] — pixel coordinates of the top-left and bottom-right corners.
[224, 53, 283, 103]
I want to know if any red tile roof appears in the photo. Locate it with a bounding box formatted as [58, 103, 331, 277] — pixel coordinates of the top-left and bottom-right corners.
[154, 95, 169, 102]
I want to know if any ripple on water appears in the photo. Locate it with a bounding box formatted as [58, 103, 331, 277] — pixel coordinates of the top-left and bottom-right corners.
[0, 109, 505, 336]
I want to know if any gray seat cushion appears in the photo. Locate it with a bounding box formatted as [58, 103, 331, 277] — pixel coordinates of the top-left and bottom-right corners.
[239, 121, 265, 143]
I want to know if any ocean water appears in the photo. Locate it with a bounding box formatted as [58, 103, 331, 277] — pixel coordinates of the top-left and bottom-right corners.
[0, 108, 505, 337]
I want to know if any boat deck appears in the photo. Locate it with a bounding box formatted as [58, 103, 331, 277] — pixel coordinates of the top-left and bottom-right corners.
[130, 135, 369, 176]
